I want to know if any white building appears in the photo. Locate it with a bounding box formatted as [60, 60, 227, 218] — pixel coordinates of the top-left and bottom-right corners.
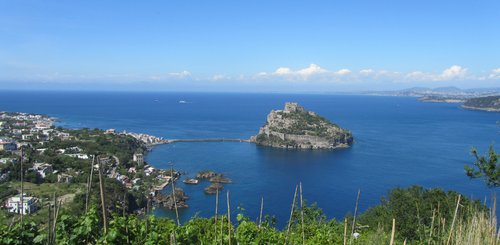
[0, 158, 16, 164]
[21, 134, 33, 141]
[56, 132, 71, 140]
[32, 162, 53, 178]
[133, 153, 144, 166]
[57, 173, 74, 183]
[0, 138, 17, 151]
[6, 194, 38, 214]
[65, 153, 89, 159]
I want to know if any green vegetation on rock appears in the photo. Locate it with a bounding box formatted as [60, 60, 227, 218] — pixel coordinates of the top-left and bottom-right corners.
[252, 102, 353, 149]
[463, 96, 500, 112]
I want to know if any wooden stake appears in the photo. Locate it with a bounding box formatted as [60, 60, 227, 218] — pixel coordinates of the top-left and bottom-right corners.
[98, 157, 108, 234]
[343, 218, 348, 245]
[53, 200, 62, 244]
[446, 195, 461, 245]
[214, 188, 219, 242]
[285, 185, 299, 245]
[170, 231, 178, 245]
[47, 204, 52, 244]
[219, 213, 224, 245]
[171, 167, 180, 226]
[299, 182, 305, 245]
[123, 192, 126, 217]
[227, 191, 231, 245]
[171, 229, 177, 245]
[85, 155, 95, 213]
[492, 192, 497, 238]
[389, 218, 395, 245]
[428, 208, 436, 244]
[259, 196, 264, 229]
[52, 193, 56, 244]
[20, 148, 24, 224]
[349, 189, 361, 245]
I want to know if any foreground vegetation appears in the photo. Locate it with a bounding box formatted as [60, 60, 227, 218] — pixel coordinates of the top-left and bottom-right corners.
[0, 185, 497, 244]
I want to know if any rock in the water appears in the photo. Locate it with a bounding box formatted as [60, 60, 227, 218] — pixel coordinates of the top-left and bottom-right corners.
[196, 170, 217, 179]
[209, 175, 232, 184]
[250, 102, 353, 149]
[204, 183, 223, 194]
[156, 188, 189, 209]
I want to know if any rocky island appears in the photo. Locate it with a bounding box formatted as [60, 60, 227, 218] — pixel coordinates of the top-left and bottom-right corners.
[251, 102, 353, 149]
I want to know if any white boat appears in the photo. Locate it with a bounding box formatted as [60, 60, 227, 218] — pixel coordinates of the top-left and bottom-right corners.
[178, 100, 187, 104]
[183, 178, 199, 184]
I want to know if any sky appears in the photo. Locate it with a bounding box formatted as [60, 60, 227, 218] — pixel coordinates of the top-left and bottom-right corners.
[0, 0, 499, 92]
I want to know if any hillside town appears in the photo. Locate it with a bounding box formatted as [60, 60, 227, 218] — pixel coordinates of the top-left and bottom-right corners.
[0, 111, 181, 221]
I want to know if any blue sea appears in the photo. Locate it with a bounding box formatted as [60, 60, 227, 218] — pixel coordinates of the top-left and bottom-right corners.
[1, 91, 499, 226]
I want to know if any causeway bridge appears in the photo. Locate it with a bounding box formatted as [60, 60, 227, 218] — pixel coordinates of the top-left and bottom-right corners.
[165, 138, 252, 143]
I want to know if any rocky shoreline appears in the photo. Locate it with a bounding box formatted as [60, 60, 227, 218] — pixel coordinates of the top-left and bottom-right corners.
[461, 105, 500, 112]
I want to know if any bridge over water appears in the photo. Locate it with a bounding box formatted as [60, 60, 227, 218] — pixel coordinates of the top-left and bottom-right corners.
[166, 138, 252, 143]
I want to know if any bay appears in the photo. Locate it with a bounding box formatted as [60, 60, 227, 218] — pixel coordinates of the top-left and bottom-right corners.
[0, 91, 498, 226]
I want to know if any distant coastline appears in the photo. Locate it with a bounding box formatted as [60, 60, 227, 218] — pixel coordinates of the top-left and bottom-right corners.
[364, 87, 500, 113]
[461, 105, 500, 112]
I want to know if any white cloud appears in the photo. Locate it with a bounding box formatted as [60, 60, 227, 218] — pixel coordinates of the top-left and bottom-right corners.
[274, 67, 292, 75]
[439, 65, 467, 80]
[168, 70, 191, 78]
[402, 65, 469, 82]
[296, 64, 327, 76]
[212, 74, 228, 81]
[359, 69, 374, 75]
[405, 71, 431, 81]
[335, 69, 352, 75]
[272, 64, 327, 79]
[488, 68, 500, 79]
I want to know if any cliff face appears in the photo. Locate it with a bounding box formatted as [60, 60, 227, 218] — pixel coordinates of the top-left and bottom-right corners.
[251, 102, 353, 149]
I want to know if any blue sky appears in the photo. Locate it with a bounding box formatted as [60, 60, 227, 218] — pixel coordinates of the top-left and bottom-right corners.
[0, 1, 499, 92]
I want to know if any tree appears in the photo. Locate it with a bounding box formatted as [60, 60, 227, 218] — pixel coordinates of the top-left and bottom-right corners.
[465, 145, 500, 187]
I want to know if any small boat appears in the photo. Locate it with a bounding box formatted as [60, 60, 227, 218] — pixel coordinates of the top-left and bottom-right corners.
[178, 100, 187, 104]
[183, 178, 199, 184]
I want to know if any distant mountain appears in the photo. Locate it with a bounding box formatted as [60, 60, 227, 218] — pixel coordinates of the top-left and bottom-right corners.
[432, 86, 463, 93]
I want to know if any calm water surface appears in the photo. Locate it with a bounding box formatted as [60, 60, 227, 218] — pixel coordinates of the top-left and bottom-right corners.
[0, 91, 498, 225]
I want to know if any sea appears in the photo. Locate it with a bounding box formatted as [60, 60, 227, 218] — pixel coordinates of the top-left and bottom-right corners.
[0, 91, 499, 226]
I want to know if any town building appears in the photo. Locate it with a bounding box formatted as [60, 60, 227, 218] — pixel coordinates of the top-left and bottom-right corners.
[0, 138, 17, 151]
[57, 173, 74, 183]
[133, 153, 144, 166]
[6, 194, 38, 214]
[32, 162, 53, 178]
[105, 129, 116, 134]
[0, 158, 17, 164]
[21, 134, 33, 141]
